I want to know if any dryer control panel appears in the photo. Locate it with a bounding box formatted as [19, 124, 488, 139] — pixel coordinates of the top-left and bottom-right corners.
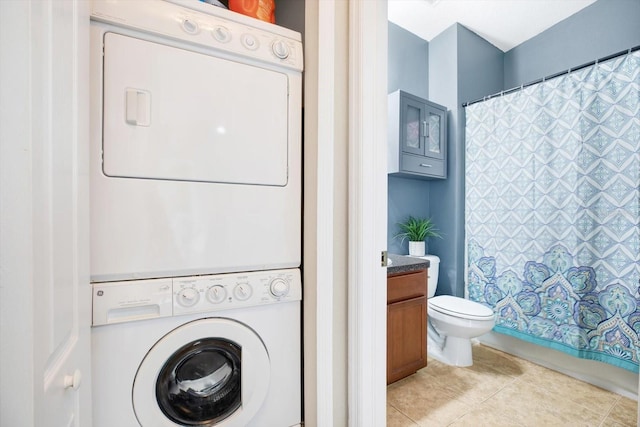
[92, 268, 301, 326]
[91, 0, 303, 71]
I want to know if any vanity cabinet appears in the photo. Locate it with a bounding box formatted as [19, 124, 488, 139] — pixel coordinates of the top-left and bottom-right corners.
[388, 90, 447, 180]
[387, 268, 428, 384]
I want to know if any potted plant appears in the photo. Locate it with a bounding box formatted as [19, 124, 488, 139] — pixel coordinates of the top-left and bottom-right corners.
[394, 216, 441, 257]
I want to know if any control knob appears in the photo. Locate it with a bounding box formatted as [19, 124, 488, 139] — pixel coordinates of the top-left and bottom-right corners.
[206, 285, 227, 304]
[212, 26, 231, 43]
[272, 40, 290, 59]
[177, 287, 200, 307]
[233, 283, 252, 301]
[181, 19, 199, 35]
[269, 278, 289, 298]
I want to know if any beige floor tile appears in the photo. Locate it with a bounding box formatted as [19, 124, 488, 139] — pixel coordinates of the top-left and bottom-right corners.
[600, 419, 631, 427]
[418, 358, 459, 378]
[447, 405, 526, 427]
[389, 346, 637, 427]
[414, 359, 516, 405]
[413, 396, 473, 427]
[604, 397, 638, 427]
[387, 403, 419, 427]
[483, 378, 605, 427]
[519, 364, 618, 415]
[471, 344, 544, 377]
[387, 377, 471, 426]
[387, 372, 446, 397]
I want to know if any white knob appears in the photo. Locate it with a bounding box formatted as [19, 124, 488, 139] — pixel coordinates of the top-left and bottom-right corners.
[64, 370, 82, 391]
[233, 283, 252, 301]
[212, 26, 231, 43]
[272, 40, 290, 59]
[177, 287, 200, 307]
[207, 285, 227, 304]
[270, 278, 289, 297]
[241, 34, 259, 50]
[181, 19, 199, 35]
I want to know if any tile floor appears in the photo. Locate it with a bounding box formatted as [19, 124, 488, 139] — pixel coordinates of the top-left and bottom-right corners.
[387, 344, 638, 427]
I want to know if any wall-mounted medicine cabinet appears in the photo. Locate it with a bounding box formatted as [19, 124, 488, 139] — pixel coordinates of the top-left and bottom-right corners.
[388, 90, 447, 180]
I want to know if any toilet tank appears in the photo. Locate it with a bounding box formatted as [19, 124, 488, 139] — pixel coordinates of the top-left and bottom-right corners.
[422, 255, 440, 298]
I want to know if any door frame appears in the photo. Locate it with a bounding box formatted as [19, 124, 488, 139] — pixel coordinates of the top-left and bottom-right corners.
[303, 0, 388, 425]
[347, 0, 388, 425]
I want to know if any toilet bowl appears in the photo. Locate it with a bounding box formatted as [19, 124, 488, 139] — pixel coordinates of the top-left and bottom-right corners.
[414, 255, 495, 367]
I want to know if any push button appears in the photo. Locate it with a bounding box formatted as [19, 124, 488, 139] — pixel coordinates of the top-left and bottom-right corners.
[241, 34, 259, 50]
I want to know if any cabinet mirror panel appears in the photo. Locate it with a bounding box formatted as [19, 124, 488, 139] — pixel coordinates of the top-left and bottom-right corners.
[405, 104, 421, 149]
[428, 113, 440, 154]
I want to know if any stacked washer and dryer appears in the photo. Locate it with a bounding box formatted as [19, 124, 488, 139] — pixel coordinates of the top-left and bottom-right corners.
[89, 1, 303, 426]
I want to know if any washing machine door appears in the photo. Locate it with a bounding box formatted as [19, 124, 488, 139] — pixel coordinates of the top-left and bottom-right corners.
[133, 318, 270, 427]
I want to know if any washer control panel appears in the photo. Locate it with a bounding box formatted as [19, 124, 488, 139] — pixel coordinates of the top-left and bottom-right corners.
[172, 268, 300, 315]
[92, 268, 301, 325]
[91, 0, 303, 71]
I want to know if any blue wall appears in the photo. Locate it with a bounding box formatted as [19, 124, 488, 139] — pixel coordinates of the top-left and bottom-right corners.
[388, 22, 429, 98]
[428, 25, 503, 297]
[387, 22, 431, 255]
[504, 0, 640, 88]
[426, 25, 459, 296]
[387, 176, 431, 255]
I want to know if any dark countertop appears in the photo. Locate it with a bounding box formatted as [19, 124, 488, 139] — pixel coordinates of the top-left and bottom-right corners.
[387, 254, 429, 275]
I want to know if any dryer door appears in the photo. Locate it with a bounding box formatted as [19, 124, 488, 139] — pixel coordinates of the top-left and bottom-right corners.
[102, 32, 289, 186]
[133, 318, 270, 427]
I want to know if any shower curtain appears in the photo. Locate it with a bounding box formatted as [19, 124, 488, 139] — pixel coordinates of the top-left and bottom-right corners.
[465, 50, 640, 372]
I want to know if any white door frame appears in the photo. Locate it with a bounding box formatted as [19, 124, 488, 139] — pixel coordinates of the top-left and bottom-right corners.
[303, 0, 388, 425]
[302, 0, 337, 424]
[347, 0, 388, 426]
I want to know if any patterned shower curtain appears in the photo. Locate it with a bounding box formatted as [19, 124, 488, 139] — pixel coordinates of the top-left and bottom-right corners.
[465, 50, 640, 372]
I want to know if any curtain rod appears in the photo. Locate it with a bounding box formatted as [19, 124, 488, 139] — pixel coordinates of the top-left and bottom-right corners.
[462, 44, 640, 108]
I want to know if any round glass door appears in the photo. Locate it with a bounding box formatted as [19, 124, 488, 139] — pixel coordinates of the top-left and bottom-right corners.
[133, 318, 270, 427]
[156, 338, 242, 425]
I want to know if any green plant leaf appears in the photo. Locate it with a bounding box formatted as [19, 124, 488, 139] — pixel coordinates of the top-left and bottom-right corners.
[393, 216, 441, 243]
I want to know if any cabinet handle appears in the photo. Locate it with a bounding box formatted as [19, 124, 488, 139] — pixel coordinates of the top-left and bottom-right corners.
[419, 163, 432, 168]
[422, 120, 428, 138]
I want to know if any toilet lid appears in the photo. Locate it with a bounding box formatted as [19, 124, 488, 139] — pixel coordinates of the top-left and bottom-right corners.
[428, 295, 494, 320]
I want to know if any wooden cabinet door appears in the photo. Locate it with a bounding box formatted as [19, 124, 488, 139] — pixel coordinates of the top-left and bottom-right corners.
[387, 269, 427, 303]
[387, 296, 427, 384]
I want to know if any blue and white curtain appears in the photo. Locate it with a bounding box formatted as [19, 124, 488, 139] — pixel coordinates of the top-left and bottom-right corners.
[465, 50, 640, 372]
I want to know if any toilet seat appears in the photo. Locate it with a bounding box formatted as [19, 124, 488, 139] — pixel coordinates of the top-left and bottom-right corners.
[428, 295, 494, 320]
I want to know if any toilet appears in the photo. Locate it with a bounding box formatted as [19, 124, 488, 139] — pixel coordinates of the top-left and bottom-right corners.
[418, 255, 495, 367]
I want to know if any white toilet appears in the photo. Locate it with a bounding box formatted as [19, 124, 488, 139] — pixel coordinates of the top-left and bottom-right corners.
[419, 255, 495, 367]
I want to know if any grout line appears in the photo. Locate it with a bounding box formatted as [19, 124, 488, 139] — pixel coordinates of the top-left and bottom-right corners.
[598, 395, 619, 427]
[445, 401, 482, 426]
[386, 400, 419, 426]
[478, 374, 519, 404]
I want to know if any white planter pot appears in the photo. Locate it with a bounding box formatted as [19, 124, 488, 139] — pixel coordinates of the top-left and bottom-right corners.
[408, 241, 425, 257]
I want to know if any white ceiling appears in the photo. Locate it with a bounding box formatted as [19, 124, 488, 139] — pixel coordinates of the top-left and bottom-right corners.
[388, 0, 597, 52]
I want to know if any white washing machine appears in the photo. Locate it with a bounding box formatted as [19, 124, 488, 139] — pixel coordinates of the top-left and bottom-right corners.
[90, 0, 303, 282]
[91, 268, 302, 427]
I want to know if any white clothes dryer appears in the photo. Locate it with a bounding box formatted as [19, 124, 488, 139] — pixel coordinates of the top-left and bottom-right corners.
[89, 0, 303, 282]
[91, 268, 302, 427]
